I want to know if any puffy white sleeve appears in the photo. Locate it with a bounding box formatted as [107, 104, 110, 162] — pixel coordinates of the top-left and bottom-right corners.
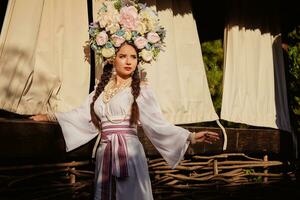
[137, 85, 191, 169]
[55, 91, 99, 152]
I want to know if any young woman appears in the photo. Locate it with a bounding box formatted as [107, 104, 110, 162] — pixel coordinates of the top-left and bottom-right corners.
[30, 1, 219, 199]
[30, 42, 219, 200]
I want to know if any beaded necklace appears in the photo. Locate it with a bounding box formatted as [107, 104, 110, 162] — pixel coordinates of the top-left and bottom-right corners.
[102, 77, 132, 104]
[102, 77, 132, 124]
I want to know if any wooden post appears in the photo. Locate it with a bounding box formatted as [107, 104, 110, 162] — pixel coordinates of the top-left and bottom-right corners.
[263, 155, 268, 183]
[213, 159, 218, 175]
[70, 161, 76, 184]
[70, 167, 76, 184]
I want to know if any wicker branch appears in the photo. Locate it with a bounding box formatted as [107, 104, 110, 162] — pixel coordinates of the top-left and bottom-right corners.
[192, 153, 262, 161]
[149, 152, 291, 198]
[0, 161, 90, 171]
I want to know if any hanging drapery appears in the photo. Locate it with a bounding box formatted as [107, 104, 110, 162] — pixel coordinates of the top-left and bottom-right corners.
[148, 0, 219, 125]
[221, 0, 291, 132]
[0, 0, 46, 114]
[0, 0, 90, 114]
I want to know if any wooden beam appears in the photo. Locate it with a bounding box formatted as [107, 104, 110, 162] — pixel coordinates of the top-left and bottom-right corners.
[0, 118, 286, 165]
[138, 126, 281, 156]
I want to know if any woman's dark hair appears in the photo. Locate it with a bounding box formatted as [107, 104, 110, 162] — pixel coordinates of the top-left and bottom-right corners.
[90, 43, 141, 130]
[90, 63, 113, 130]
[129, 67, 140, 126]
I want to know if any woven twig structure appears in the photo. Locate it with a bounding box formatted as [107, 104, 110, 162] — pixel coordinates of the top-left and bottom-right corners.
[0, 153, 296, 199]
[149, 153, 296, 199]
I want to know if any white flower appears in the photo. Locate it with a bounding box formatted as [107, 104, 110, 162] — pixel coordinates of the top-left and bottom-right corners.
[136, 21, 147, 35]
[140, 49, 153, 62]
[139, 8, 159, 31]
[146, 20, 158, 32]
[124, 30, 132, 41]
[139, 8, 158, 21]
[105, 23, 120, 34]
[98, 3, 120, 28]
[104, 1, 116, 11]
[102, 47, 115, 58]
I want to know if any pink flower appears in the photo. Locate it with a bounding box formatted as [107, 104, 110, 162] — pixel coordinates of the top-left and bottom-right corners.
[96, 31, 108, 46]
[119, 6, 138, 31]
[147, 32, 160, 44]
[134, 36, 148, 49]
[111, 34, 125, 47]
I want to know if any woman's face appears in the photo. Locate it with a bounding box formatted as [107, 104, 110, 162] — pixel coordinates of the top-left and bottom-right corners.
[113, 43, 138, 79]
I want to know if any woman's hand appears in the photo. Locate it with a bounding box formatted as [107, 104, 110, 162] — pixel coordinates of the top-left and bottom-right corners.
[29, 114, 49, 122]
[192, 131, 220, 144]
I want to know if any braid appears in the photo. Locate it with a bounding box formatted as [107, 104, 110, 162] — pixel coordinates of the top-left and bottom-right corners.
[90, 63, 113, 130]
[130, 67, 141, 126]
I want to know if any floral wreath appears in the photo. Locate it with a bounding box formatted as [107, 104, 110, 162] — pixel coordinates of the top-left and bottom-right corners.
[89, 0, 166, 64]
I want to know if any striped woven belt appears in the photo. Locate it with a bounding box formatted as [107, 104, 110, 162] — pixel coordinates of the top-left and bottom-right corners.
[99, 120, 137, 200]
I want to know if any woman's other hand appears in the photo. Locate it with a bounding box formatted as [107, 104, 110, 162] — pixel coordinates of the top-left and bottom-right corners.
[193, 131, 220, 144]
[29, 114, 49, 122]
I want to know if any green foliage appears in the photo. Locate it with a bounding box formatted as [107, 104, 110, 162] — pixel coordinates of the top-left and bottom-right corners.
[200, 40, 250, 128]
[243, 168, 255, 175]
[201, 40, 223, 115]
[114, 0, 122, 11]
[287, 26, 300, 133]
[243, 169, 263, 183]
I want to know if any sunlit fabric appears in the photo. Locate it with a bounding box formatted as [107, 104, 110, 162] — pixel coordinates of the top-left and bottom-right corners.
[221, 0, 291, 132]
[0, 0, 90, 114]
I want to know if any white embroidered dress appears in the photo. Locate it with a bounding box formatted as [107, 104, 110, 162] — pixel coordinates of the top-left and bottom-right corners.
[55, 84, 191, 200]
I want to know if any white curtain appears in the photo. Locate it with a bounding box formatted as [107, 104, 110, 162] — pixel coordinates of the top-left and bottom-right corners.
[92, 0, 219, 124]
[0, 0, 90, 114]
[0, 0, 46, 114]
[148, 0, 219, 124]
[221, 0, 291, 132]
